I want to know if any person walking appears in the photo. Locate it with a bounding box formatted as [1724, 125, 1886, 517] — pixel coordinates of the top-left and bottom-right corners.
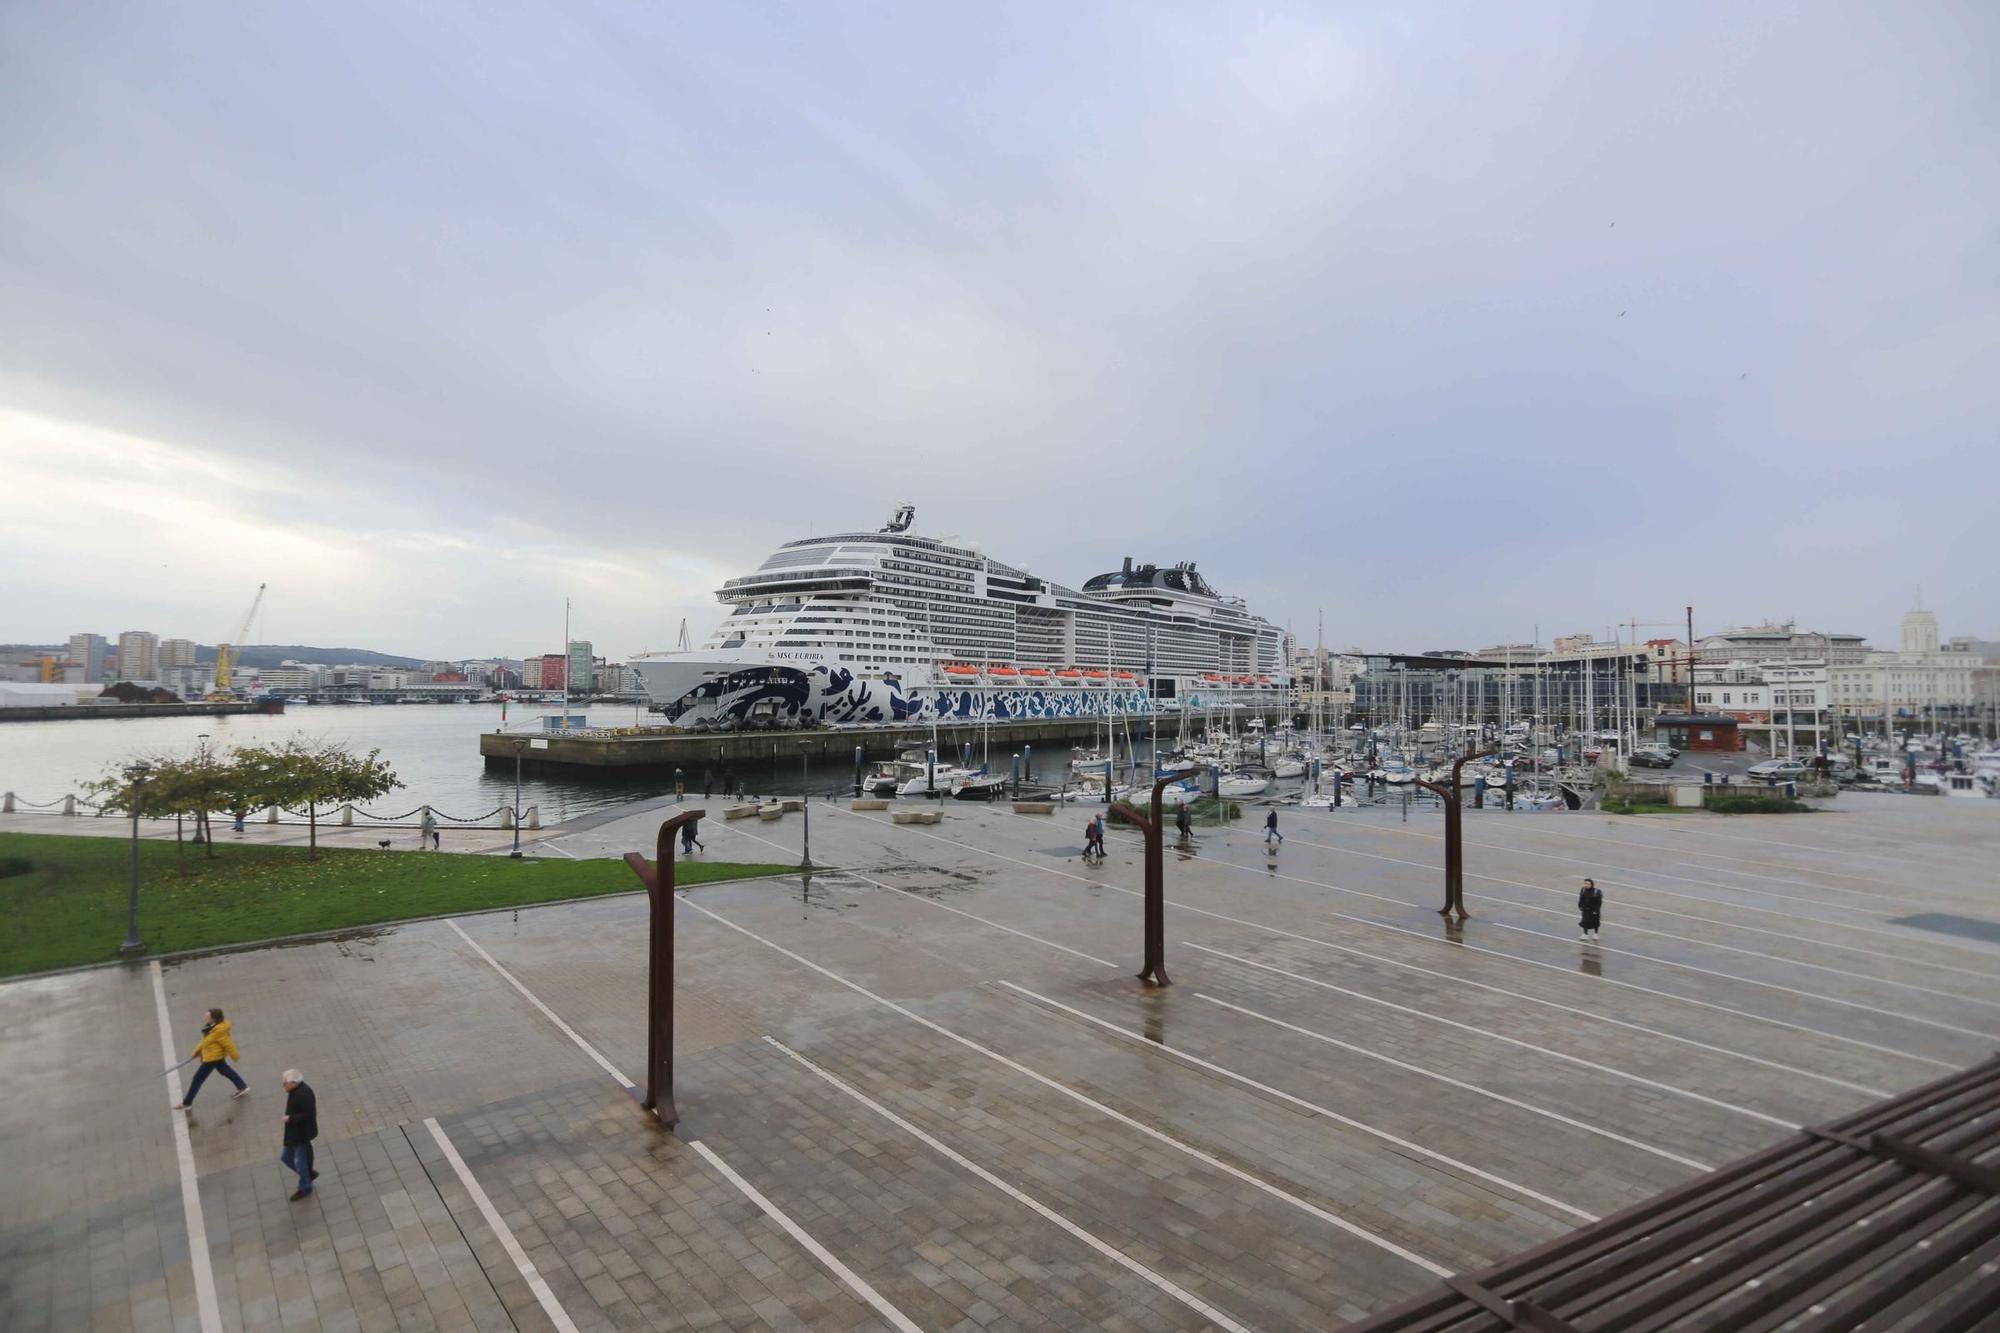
[419, 810, 437, 849]
[1083, 815, 1106, 861]
[430, 828, 441, 851]
[674, 768, 686, 800]
[679, 822, 703, 856]
[177, 1007, 248, 1109]
[1578, 878, 1604, 941]
[1265, 809, 1283, 847]
[280, 1069, 319, 1200]
[1175, 803, 1192, 842]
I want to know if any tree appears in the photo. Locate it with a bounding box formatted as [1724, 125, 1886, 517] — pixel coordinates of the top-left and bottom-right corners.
[233, 739, 402, 860]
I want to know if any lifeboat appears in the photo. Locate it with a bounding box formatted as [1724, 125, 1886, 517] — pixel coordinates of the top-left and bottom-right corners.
[1201, 673, 1223, 682]
[1111, 670, 1136, 681]
[942, 663, 980, 677]
[1255, 675, 1271, 685]
[1081, 669, 1108, 679]
[1230, 675, 1253, 685]
[1055, 668, 1082, 679]
[990, 665, 1018, 677]
[1021, 667, 1050, 678]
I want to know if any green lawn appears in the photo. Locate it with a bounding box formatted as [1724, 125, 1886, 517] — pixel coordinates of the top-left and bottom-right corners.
[0, 832, 790, 977]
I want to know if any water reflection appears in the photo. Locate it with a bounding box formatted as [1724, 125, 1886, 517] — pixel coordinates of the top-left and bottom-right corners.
[1578, 952, 1603, 977]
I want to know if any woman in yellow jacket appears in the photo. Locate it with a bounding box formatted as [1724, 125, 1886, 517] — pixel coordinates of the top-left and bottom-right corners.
[177, 1007, 248, 1108]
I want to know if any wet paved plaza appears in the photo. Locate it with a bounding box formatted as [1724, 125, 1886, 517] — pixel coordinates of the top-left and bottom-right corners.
[4, 793, 1997, 1331]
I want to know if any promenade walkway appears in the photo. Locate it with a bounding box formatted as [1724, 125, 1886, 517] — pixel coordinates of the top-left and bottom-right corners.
[3, 795, 1994, 1330]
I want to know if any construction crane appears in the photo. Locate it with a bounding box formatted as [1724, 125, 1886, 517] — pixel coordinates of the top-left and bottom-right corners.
[211, 583, 267, 698]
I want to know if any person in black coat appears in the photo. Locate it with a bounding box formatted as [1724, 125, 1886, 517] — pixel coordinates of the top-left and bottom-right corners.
[1578, 878, 1604, 942]
[280, 1069, 319, 1200]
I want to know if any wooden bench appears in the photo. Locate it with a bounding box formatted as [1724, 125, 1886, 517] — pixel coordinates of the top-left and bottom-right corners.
[1011, 801, 1057, 815]
[850, 799, 890, 811]
[723, 805, 762, 821]
[892, 809, 944, 826]
[777, 799, 803, 813]
[758, 805, 786, 821]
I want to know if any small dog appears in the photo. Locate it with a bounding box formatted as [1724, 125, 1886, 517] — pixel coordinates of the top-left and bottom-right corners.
[376, 839, 391, 850]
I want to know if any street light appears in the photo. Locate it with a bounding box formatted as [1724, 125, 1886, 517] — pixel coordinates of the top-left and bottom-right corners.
[510, 740, 527, 858]
[800, 741, 814, 871]
[119, 762, 151, 955]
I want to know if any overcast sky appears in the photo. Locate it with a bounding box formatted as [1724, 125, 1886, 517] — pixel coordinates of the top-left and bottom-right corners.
[4, 2, 1994, 661]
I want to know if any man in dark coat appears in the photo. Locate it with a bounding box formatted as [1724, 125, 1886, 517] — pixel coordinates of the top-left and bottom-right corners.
[280, 1069, 319, 1200]
[1578, 878, 1604, 942]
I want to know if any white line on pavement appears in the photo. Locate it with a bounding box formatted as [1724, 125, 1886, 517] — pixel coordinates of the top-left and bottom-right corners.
[443, 918, 636, 1089]
[1277, 829, 2000, 990]
[764, 1037, 1257, 1333]
[680, 893, 1453, 1278]
[423, 1117, 582, 1333]
[689, 1139, 925, 1333]
[148, 962, 223, 1333]
[1480, 920, 1997, 1039]
[442, 914, 935, 1324]
[1112, 823, 1986, 1041]
[1087, 825, 1960, 1070]
[1189, 944, 1799, 1130]
[1187, 992, 1713, 1171]
[995, 980, 1613, 1213]
[827, 867, 1119, 969]
[840, 804, 1915, 1090]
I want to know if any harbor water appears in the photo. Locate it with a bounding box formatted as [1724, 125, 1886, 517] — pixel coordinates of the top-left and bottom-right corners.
[0, 702, 1196, 823]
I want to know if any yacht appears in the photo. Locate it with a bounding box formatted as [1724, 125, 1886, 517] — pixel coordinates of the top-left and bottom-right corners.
[633, 505, 1287, 728]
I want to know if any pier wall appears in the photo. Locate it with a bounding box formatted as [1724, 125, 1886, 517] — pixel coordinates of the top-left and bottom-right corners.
[0, 702, 273, 723]
[478, 712, 1253, 780]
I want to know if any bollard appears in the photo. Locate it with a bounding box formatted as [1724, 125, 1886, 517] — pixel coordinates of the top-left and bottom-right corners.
[1024, 745, 1032, 781]
[1011, 753, 1021, 796]
[340, 804, 354, 827]
[500, 806, 514, 830]
[526, 806, 541, 830]
[267, 807, 280, 823]
[62, 794, 76, 816]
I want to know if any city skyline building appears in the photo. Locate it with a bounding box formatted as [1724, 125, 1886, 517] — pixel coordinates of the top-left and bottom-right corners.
[115, 630, 159, 682]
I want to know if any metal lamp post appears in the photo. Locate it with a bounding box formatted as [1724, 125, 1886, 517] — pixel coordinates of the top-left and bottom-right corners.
[510, 740, 527, 858]
[800, 742, 813, 870]
[119, 762, 151, 955]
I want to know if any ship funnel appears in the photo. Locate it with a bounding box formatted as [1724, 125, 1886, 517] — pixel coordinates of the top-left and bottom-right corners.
[1121, 556, 1132, 574]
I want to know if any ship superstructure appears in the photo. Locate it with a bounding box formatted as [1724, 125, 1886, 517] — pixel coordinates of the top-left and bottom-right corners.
[631, 507, 1286, 726]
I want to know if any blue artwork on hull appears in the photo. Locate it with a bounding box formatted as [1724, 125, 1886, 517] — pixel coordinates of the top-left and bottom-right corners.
[659, 665, 1161, 726]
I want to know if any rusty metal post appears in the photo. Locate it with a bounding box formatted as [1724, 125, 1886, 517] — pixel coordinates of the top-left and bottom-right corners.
[622, 809, 704, 1127]
[1414, 750, 1493, 921]
[1125, 768, 1206, 987]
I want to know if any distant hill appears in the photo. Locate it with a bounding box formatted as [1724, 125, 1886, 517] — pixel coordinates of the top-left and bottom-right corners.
[194, 645, 426, 669]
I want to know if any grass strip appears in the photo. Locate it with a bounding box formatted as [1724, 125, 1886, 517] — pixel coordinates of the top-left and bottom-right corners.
[0, 832, 789, 977]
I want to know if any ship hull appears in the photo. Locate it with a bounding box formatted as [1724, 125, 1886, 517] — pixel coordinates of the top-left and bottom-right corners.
[631, 652, 1266, 726]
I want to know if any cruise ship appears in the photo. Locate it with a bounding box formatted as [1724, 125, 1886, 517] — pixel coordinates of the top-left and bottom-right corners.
[631, 506, 1288, 727]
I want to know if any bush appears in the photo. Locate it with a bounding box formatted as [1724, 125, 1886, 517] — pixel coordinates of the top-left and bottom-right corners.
[1705, 794, 1811, 814]
[0, 857, 32, 879]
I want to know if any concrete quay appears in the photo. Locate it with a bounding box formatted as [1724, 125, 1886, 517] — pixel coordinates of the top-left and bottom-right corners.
[3, 793, 1995, 1330]
[479, 713, 1209, 779]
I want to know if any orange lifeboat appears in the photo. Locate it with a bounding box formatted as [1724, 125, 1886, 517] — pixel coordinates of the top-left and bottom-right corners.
[1021, 667, 1050, 678]
[990, 665, 1018, 677]
[1255, 675, 1271, 685]
[1055, 668, 1082, 679]
[942, 663, 979, 677]
[1111, 670, 1136, 681]
[1081, 669, 1108, 679]
[1202, 672, 1222, 682]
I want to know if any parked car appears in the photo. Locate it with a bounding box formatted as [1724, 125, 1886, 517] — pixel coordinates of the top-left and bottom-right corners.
[1746, 758, 1808, 781]
[1629, 750, 1676, 769]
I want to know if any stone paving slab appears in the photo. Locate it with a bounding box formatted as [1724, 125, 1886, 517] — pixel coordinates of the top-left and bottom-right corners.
[2, 793, 1995, 1331]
